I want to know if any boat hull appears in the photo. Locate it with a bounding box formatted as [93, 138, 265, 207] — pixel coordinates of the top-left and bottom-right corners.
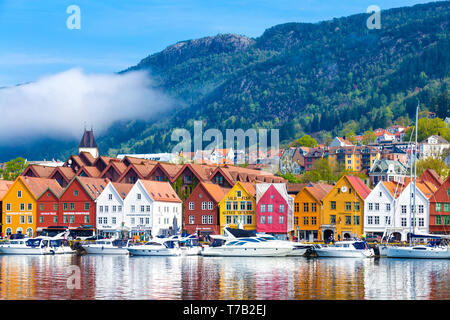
[181, 247, 202, 256]
[287, 247, 308, 256]
[386, 246, 450, 259]
[315, 249, 373, 258]
[201, 247, 293, 257]
[82, 246, 129, 255]
[0, 247, 50, 255]
[127, 248, 181, 256]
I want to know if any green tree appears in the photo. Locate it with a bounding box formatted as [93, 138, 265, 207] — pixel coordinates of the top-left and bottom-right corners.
[416, 157, 449, 178]
[403, 117, 450, 142]
[362, 130, 377, 145]
[0, 157, 27, 181]
[289, 135, 318, 148]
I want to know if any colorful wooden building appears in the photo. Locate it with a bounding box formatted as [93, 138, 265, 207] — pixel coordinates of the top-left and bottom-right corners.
[218, 181, 256, 234]
[184, 182, 227, 236]
[293, 183, 333, 241]
[427, 176, 450, 235]
[2, 176, 62, 237]
[255, 183, 294, 240]
[321, 176, 371, 241]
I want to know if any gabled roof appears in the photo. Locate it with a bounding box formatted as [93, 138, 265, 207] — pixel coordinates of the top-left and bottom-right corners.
[198, 182, 228, 203]
[420, 135, 449, 144]
[304, 183, 334, 201]
[49, 166, 77, 183]
[256, 183, 290, 203]
[138, 180, 182, 203]
[111, 182, 134, 199]
[79, 151, 96, 166]
[18, 176, 64, 199]
[345, 176, 372, 199]
[77, 166, 102, 178]
[238, 182, 256, 198]
[380, 181, 406, 199]
[117, 163, 156, 182]
[100, 161, 128, 178]
[65, 176, 110, 200]
[419, 168, 444, 188]
[21, 164, 55, 178]
[0, 180, 13, 200]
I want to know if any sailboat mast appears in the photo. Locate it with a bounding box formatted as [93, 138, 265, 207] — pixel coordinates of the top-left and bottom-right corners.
[413, 105, 419, 237]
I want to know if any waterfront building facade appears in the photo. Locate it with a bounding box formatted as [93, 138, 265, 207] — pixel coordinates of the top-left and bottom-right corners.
[321, 176, 370, 241]
[255, 183, 294, 240]
[428, 176, 450, 235]
[218, 181, 256, 234]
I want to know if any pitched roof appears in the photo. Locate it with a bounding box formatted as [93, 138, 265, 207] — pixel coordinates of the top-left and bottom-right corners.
[75, 176, 110, 200]
[305, 183, 334, 201]
[419, 168, 444, 188]
[380, 181, 406, 199]
[22, 164, 55, 178]
[79, 151, 96, 166]
[239, 182, 256, 197]
[49, 166, 77, 182]
[78, 166, 102, 178]
[111, 182, 134, 199]
[346, 176, 371, 199]
[20, 176, 64, 198]
[286, 182, 309, 194]
[139, 180, 182, 203]
[200, 182, 228, 203]
[0, 180, 13, 199]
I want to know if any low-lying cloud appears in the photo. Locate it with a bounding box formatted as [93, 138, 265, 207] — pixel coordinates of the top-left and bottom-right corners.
[0, 68, 174, 143]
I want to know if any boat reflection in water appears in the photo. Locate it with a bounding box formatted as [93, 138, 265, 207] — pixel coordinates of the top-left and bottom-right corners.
[0, 255, 449, 300]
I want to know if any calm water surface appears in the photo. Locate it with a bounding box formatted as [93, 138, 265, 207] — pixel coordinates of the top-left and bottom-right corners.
[0, 254, 449, 300]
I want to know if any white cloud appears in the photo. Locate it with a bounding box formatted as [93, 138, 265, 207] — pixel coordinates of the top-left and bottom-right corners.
[0, 68, 175, 143]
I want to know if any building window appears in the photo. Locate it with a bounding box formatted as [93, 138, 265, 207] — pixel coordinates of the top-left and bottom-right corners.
[240, 202, 246, 211]
[375, 203, 379, 211]
[20, 203, 25, 211]
[410, 218, 416, 227]
[330, 215, 336, 224]
[279, 204, 285, 213]
[139, 218, 144, 225]
[311, 203, 317, 212]
[233, 202, 238, 210]
[226, 202, 231, 211]
[444, 203, 450, 212]
[279, 216, 284, 224]
[6, 203, 11, 211]
[401, 205, 407, 214]
[53, 216, 58, 223]
[368, 203, 373, 211]
[246, 201, 252, 211]
[311, 217, 317, 225]
[70, 215, 75, 223]
[385, 216, 391, 225]
[146, 205, 151, 212]
[331, 201, 336, 210]
[39, 216, 44, 223]
[236, 190, 242, 198]
[73, 190, 78, 196]
[267, 204, 273, 212]
[201, 202, 206, 210]
[27, 203, 32, 211]
[145, 218, 150, 225]
[345, 216, 351, 225]
[419, 218, 424, 227]
[260, 215, 266, 224]
[303, 217, 309, 225]
[85, 203, 90, 211]
[70, 203, 75, 210]
[294, 203, 299, 212]
[6, 216, 11, 224]
[354, 216, 360, 225]
[53, 203, 58, 211]
[208, 202, 213, 210]
[189, 215, 194, 224]
[386, 203, 391, 211]
[84, 216, 90, 223]
[435, 203, 442, 212]
[108, 194, 113, 200]
[294, 217, 299, 225]
[267, 215, 273, 224]
[226, 216, 232, 224]
[368, 216, 373, 225]
[112, 205, 117, 212]
[202, 215, 207, 224]
[131, 205, 135, 212]
[137, 193, 141, 200]
[40, 204, 45, 211]
[130, 218, 135, 225]
[208, 215, 213, 224]
[189, 202, 194, 210]
[19, 216, 24, 224]
[374, 216, 379, 224]
[112, 217, 116, 225]
[435, 215, 442, 225]
[303, 203, 309, 212]
[17, 190, 22, 198]
[64, 216, 69, 223]
[63, 203, 68, 210]
[246, 215, 252, 225]
[418, 205, 424, 214]
[345, 202, 351, 211]
[140, 205, 145, 212]
[104, 206, 109, 213]
[354, 202, 360, 211]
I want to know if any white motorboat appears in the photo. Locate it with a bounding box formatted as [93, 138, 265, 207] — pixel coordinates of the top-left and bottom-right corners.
[385, 245, 450, 259]
[256, 233, 312, 256]
[82, 239, 130, 255]
[0, 237, 51, 255]
[176, 234, 202, 256]
[314, 240, 374, 258]
[127, 239, 181, 256]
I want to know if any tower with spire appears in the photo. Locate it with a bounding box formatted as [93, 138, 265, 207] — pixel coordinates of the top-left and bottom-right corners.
[78, 127, 99, 158]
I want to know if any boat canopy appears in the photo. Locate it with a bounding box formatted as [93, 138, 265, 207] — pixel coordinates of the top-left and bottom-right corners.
[224, 228, 256, 238]
[411, 233, 450, 239]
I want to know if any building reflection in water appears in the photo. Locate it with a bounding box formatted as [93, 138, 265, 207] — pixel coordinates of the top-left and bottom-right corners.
[0, 255, 449, 300]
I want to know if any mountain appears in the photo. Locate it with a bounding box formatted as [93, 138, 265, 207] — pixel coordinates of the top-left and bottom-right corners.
[2, 1, 450, 161]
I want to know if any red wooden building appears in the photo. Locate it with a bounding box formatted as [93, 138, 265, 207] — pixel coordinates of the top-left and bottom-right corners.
[184, 182, 227, 236]
[57, 176, 109, 229]
[36, 186, 63, 231]
[429, 176, 450, 235]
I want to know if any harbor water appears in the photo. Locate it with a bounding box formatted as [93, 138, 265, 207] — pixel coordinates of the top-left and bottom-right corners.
[0, 254, 449, 300]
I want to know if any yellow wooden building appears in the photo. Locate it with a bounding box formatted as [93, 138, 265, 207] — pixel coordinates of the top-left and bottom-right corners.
[320, 176, 371, 241]
[2, 176, 62, 237]
[218, 181, 256, 234]
[293, 183, 333, 241]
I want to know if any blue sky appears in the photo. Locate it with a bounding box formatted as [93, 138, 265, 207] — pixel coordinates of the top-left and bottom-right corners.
[0, 0, 443, 86]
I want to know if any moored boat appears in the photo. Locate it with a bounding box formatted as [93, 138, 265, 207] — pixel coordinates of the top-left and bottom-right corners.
[82, 239, 130, 255]
[313, 240, 374, 258]
[127, 239, 181, 256]
[0, 237, 51, 255]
